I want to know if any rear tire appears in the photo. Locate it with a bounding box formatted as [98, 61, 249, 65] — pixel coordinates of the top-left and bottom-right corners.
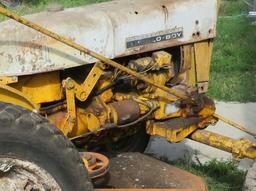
[0, 102, 93, 191]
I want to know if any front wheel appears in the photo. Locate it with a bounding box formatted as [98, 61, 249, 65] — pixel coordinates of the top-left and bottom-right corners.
[0, 102, 93, 191]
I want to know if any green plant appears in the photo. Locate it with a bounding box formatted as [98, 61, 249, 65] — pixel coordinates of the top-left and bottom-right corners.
[170, 158, 246, 191]
[208, 0, 256, 102]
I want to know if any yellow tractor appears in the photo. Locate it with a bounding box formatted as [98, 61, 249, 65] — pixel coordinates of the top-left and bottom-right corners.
[0, 0, 255, 190]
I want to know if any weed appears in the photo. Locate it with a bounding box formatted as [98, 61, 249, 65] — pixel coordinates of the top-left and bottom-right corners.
[209, 0, 256, 102]
[160, 156, 246, 191]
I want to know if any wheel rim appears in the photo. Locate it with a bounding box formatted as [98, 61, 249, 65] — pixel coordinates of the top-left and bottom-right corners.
[0, 157, 61, 191]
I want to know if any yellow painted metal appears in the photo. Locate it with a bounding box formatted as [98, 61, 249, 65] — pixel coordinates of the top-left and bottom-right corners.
[0, 76, 18, 84]
[191, 130, 256, 159]
[147, 121, 199, 143]
[61, 63, 105, 135]
[85, 112, 101, 132]
[0, 72, 61, 115]
[213, 113, 256, 137]
[0, 84, 39, 110]
[127, 51, 178, 103]
[141, 72, 173, 94]
[183, 41, 213, 92]
[0, 7, 188, 101]
[97, 79, 114, 103]
[65, 62, 105, 102]
[47, 106, 103, 137]
[148, 88, 181, 102]
[180, 46, 192, 73]
[154, 101, 182, 120]
[78, 98, 109, 135]
[72, 107, 102, 137]
[194, 41, 213, 83]
[194, 41, 213, 93]
[147, 97, 216, 143]
[70, 97, 114, 137]
[11, 72, 62, 104]
[152, 51, 173, 69]
[147, 116, 216, 143]
[183, 45, 197, 87]
[62, 89, 76, 136]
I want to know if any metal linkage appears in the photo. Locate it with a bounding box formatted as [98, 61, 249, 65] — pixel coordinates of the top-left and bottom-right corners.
[213, 113, 256, 137]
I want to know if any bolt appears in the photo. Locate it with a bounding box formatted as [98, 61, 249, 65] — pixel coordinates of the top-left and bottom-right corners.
[80, 92, 87, 100]
[65, 79, 75, 90]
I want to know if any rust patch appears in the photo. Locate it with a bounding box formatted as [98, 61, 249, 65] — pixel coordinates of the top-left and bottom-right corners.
[120, 37, 213, 58]
[110, 100, 140, 125]
[162, 5, 169, 25]
[96, 153, 207, 191]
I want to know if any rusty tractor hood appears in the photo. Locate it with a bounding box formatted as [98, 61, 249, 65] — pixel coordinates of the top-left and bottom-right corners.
[0, 0, 218, 76]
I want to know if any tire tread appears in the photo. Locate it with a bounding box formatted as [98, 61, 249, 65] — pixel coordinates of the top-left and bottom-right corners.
[0, 102, 93, 191]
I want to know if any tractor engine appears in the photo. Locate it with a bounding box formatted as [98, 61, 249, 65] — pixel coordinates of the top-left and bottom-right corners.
[127, 51, 175, 94]
[0, 0, 218, 149]
[47, 49, 215, 147]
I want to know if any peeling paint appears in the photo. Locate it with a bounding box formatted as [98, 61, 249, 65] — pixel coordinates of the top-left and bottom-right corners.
[0, 0, 218, 76]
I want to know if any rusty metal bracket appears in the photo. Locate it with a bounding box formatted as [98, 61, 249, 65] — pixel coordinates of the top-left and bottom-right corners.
[80, 152, 110, 180]
[147, 116, 216, 143]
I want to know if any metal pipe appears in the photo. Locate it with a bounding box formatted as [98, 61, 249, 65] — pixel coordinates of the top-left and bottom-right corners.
[190, 130, 256, 159]
[213, 113, 256, 137]
[0, 7, 188, 100]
